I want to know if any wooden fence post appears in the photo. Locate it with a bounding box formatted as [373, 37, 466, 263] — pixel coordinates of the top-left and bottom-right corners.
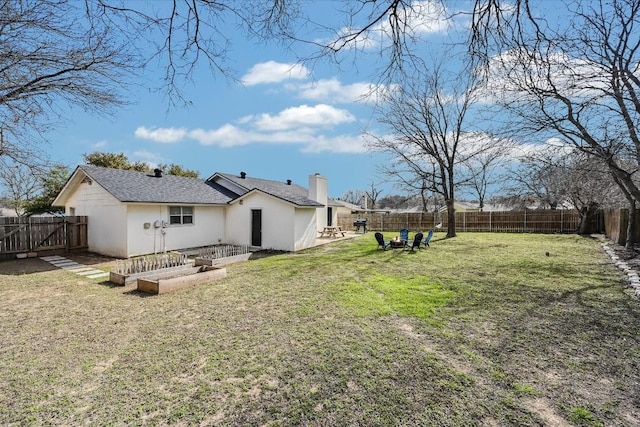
[65, 217, 70, 252]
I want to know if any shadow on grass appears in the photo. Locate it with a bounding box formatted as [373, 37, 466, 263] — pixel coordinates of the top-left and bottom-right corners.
[249, 250, 288, 260]
[93, 278, 156, 298]
[464, 277, 640, 368]
[95, 279, 124, 289]
[0, 258, 59, 275]
[123, 288, 155, 298]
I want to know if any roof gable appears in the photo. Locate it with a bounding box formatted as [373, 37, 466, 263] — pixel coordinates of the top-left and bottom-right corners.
[209, 172, 323, 207]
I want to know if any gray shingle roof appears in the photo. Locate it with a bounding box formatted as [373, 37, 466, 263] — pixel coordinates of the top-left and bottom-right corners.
[212, 173, 324, 207]
[72, 166, 327, 207]
[79, 165, 233, 204]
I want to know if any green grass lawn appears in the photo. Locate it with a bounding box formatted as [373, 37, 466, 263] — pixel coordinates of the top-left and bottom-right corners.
[1, 233, 639, 426]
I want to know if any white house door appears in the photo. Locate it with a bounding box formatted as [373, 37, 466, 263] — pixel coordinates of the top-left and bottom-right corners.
[251, 209, 262, 247]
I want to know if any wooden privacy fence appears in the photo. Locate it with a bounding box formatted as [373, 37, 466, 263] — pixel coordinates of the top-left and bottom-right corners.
[0, 216, 88, 257]
[602, 208, 640, 245]
[338, 210, 599, 234]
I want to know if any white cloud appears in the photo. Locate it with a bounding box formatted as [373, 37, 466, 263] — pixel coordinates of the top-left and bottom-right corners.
[92, 140, 107, 149]
[131, 150, 163, 167]
[241, 61, 310, 86]
[288, 78, 386, 103]
[328, 0, 450, 51]
[134, 126, 187, 143]
[254, 104, 356, 131]
[481, 49, 611, 104]
[301, 134, 371, 153]
[189, 125, 253, 147]
[135, 104, 366, 154]
[515, 138, 575, 158]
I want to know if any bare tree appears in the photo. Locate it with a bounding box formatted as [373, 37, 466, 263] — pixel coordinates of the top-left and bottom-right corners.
[0, 0, 134, 165]
[365, 182, 383, 210]
[86, 0, 504, 99]
[508, 143, 623, 234]
[88, 0, 303, 103]
[459, 133, 514, 211]
[506, 149, 568, 210]
[370, 61, 483, 238]
[483, 0, 640, 245]
[0, 161, 40, 216]
[0, 0, 514, 165]
[340, 189, 366, 206]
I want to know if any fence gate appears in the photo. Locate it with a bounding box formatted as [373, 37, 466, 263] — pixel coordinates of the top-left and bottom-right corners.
[0, 216, 88, 258]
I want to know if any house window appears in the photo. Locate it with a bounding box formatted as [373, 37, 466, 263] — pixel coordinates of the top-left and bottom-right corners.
[169, 206, 194, 225]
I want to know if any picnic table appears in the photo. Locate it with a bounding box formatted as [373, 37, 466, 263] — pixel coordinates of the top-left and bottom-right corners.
[319, 226, 346, 238]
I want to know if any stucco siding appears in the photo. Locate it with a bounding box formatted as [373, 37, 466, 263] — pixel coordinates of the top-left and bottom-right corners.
[126, 205, 226, 257]
[226, 193, 296, 251]
[294, 207, 319, 251]
[64, 181, 128, 257]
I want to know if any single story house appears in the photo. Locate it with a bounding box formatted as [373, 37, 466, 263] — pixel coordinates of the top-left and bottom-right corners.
[53, 165, 339, 258]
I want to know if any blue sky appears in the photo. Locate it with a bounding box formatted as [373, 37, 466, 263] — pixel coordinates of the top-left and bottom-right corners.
[39, 0, 470, 199]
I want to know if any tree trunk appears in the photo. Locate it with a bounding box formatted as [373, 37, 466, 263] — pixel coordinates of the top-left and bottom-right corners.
[577, 203, 598, 235]
[626, 202, 636, 250]
[446, 198, 456, 238]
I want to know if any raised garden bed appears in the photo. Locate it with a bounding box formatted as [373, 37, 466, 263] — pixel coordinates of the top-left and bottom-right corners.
[109, 253, 190, 286]
[194, 252, 252, 267]
[193, 244, 252, 267]
[136, 265, 226, 295]
[109, 264, 194, 286]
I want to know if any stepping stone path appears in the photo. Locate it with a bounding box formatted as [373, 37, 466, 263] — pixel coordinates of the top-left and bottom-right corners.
[40, 255, 109, 280]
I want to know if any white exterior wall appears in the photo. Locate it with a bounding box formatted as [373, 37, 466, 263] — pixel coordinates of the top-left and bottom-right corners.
[294, 207, 319, 251]
[125, 205, 225, 257]
[64, 181, 128, 257]
[329, 206, 339, 226]
[226, 193, 296, 251]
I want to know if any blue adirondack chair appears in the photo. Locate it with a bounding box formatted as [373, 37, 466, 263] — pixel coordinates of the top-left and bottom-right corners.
[399, 228, 409, 242]
[423, 229, 434, 248]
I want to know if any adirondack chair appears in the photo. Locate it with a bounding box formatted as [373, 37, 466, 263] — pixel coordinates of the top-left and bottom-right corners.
[408, 232, 424, 252]
[375, 232, 390, 250]
[422, 229, 434, 248]
[399, 228, 409, 242]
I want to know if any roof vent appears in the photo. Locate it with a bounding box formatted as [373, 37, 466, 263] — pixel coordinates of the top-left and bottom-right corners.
[154, 168, 163, 178]
[286, 179, 292, 185]
[240, 171, 246, 179]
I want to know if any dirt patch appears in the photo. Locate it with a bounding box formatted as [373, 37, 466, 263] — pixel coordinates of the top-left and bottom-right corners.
[523, 397, 570, 427]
